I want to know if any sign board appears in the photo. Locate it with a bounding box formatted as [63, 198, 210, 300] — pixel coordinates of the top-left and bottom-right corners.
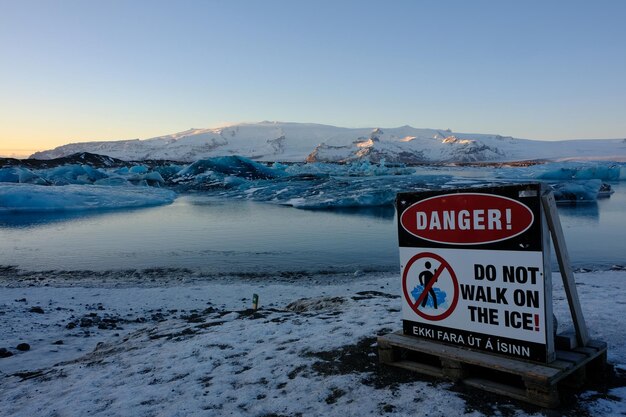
[397, 183, 554, 363]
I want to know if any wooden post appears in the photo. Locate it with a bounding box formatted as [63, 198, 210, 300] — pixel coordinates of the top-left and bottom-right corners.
[541, 191, 589, 347]
[540, 195, 556, 362]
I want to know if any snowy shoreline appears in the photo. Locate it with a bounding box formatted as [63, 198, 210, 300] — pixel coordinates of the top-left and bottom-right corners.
[1, 271, 625, 416]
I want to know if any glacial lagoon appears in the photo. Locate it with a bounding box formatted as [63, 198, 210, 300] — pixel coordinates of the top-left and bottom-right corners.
[1, 181, 624, 276]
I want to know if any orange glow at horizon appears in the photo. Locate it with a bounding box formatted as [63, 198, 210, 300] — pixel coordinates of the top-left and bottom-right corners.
[0, 149, 39, 158]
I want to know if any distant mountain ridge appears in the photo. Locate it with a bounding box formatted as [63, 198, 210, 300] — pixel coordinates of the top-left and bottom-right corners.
[1, 152, 127, 169]
[30, 121, 626, 163]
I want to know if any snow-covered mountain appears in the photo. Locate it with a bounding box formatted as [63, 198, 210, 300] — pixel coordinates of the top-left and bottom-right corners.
[30, 121, 626, 163]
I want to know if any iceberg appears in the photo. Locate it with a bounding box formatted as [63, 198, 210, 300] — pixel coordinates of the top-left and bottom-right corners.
[129, 165, 149, 174]
[171, 156, 284, 191]
[1, 157, 621, 212]
[531, 162, 625, 181]
[126, 171, 165, 186]
[176, 156, 281, 181]
[208, 173, 458, 209]
[0, 167, 48, 185]
[167, 157, 449, 208]
[93, 177, 131, 186]
[549, 180, 603, 203]
[0, 184, 176, 213]
[151, 164, 184, 182]
[283, 160, 414, 177]
[491, 161, 626, 183]
[38, 164, 108, 185]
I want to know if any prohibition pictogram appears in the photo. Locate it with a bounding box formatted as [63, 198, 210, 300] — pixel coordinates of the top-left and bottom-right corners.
[402, 252, 460, 321]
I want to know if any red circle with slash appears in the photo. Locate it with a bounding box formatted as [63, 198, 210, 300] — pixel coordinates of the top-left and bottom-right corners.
[402, 252, 459, 321]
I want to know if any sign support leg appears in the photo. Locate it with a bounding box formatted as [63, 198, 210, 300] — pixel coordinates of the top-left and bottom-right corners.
[541, 191, 589, 347]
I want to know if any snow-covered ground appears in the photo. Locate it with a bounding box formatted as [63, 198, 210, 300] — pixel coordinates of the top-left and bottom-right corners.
[29, 121, 626, 164]
[1, 270, 624, 416]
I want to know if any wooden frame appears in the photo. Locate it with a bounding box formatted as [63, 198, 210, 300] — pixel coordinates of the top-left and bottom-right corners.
[541, 190, 589, 346]
[380, 188, 603, 407]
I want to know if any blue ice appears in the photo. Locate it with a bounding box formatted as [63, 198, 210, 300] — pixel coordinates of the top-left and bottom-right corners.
[1, 158, 621, 211]
[411, 285, 447, 309]
[550, 180, 603, 203]
[0, 167, 47, 184]
[0, 184, 176, 212]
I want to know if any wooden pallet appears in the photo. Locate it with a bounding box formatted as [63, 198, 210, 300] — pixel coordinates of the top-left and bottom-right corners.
[378, 331, 607, 408]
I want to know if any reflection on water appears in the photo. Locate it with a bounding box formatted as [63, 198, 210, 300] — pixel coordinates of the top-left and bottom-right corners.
[0, 197, 399, 274]
[555, 182, 626, 268]
[0, 206, 158, 228]
[557, 203, 600, 224]
[304, 205, 397, 220]
[0, 183, 624, 274]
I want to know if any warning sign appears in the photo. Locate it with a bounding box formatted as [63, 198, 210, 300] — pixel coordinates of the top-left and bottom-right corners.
[397, 184, 553, 363]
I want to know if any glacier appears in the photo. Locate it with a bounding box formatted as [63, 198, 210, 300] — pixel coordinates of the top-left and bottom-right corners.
[29, 121, 626, 164]
[1, 156, 624, 211]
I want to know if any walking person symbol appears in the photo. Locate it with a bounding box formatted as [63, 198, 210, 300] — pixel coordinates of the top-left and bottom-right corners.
[419, 262, 438, 309]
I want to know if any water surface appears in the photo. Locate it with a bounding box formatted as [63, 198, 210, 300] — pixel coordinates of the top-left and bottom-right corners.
[1, 184, 624, 275]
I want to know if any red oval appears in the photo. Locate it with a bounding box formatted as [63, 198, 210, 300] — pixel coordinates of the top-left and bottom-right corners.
[400, 193, 534, 245]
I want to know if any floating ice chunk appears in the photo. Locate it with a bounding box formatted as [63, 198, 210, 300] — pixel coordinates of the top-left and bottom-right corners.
[550, 180, 602, 203]
[284, 190, 397, 208]
[212, 173, 452, 209]
[284, 160, 413, 177]
[152, 165, 184, 182]
[0, 184, 176, 212]
[536, 162, 624, 181]
[93, 177, 131, 186]
[39, 164, 108, 185]
[0, 167, 47, 184]
[129, 165, 149, 174]
[177, 156, 281, 180]
[0, 167, 21, 182]
[127, 171, 165, 186]
[597, 182, 615, 198]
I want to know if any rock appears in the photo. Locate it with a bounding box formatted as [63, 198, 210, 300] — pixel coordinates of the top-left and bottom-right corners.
[16, 343, 30, 351]
[0, 348, 13, 358]
[29, 306, 45, 314]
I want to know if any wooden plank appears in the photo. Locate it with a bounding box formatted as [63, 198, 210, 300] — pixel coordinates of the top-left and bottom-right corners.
[524, 380, 561, 408]
[379, 331, 608, 409]
[549, 359, 576, 371]
[555, 332, 577, 351]
[541, 192, 590, 346]
[556, 350, 588, 364]
[379, 333, 563, 382]
[561, 366, 587, 389]
[551, 344, 607, 382]
[464, 377, 528, 402]
[540, 195, 556, 362]
[391, 360, 444, 378]
[573, 346, 598, 356]
[466, 377, 560, 408]
[378, 345, 395, 364]
[441, 359, 466, 380]
[586, 339, 607, 351]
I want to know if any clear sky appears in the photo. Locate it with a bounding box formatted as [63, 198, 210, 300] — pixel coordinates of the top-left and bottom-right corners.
[1, 0, 625, 157]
